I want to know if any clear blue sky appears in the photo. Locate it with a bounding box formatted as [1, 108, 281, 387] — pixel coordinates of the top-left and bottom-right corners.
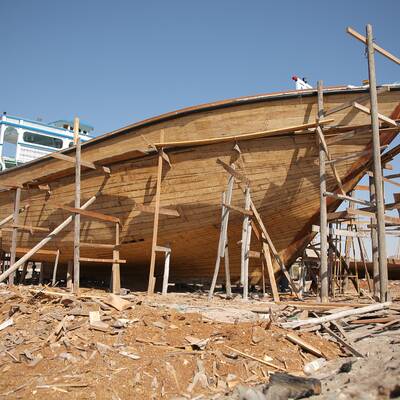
[2, 0, 400, 256]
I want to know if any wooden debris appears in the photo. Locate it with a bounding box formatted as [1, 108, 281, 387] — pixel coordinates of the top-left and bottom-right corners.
[285, 333, 324, 358]
[102, 294, 132, 311]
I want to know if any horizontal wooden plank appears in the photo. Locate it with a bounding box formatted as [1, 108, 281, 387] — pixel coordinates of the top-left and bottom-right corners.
[12, 224, 50, 233]
[324, 191, 372, 207]
[135, 204, 180, 217]
[50, 152, 110, 174]
[248, 250, 262, 258]
[153, 119, 334, 149]
[155, 245, 171, 252]
[80, 242, 116, 249]
[354, 185, 369, 191]
[347, 208, 400, 225]
[15, 247, 59, 256]
[79, 257, 126, 264]
[56, 204, 120, 223]
[223, 203, 253, 216]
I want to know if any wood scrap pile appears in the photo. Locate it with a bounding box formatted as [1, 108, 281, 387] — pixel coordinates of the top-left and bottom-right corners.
[0, 286, 341, 399]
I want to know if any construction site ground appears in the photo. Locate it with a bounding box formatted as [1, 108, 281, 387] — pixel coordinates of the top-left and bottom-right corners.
[0, 282, 399, 399]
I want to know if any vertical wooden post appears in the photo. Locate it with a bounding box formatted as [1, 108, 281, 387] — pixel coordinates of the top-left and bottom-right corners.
[162, 248, 171, 295]
[67, 260, 73, 290]
[52, 249, 60, 286]
[73, 117, 81, 294]
[147, 132, 164, 295]
[242, 187, 251, 300]
[19, 263, 27, 284]
[262, 238, 280, 302]
[112, 222, 121, 294]
[9, 187, 21, 285]
[369, 171, 380, 298]
[318, 80, 329, 303]
[366, 24, 389, 302]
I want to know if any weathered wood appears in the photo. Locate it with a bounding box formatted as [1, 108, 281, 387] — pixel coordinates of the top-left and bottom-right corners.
[52, 249, 60, 286]
[15, 247, 59, 256]
[80, 242, 116, 249]
[318, 81, 328, 303]
[281, 302, 391, 328]
[147, 132, 164, 295]
[73, 117, 81, 295]
[79, 257, 126, 263]
[162, 248, 171, 295]
[347, 208, 400, 225]
[112, 223, 121, 294]
[265, 373, 321, 399]
[0, 205, 29, 228]
[9, 188, 21, 285]
[241, 187, 252, 300]
[67, 260, 73, 290]
[285, 333, 324, 357]
[223, 203, 253, 216]
[326, 146, 387, 165]
[347, 26, 400, 65]
[216, 159, 250, 186]
[322, 323, 364, 357]
[262, 239, 280, 302]
[56, 204, 120, 223]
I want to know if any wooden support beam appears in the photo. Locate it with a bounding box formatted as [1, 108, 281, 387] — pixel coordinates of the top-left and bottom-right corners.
[324, 86, 389, 116]
[52, 249, 60, 286]
[15, 247, 59, 256]
[80, 242, 117, 249]
[316, 126, 345, 194]
[73, 117, 81, 295]
[318, 81, 328, 303]
[147, 131, 165, 295]
[353, 102, 398, 127]
[67, 260, 73, 290]
[326, 146, 387, 165]
[11, 224, 50, 233]
[262, 239, 280, 302]
[155, 245, 171, 252]
[323, 191, 373, 207]
[79, 257, 126, 263]
[135, 203, 180, 217]
[0, 205, 29, 228]
[153, 119, 334, 149]
[223, 203, 253, 216]
[112, 222, 121, 294]
[347, 26, 400, 65]
[0, 182, 24, 189]
[355, 185, 369, 191]
[162, 247, 171, 295]
[56, 204, 120, 223]
[248, 250, 262, 259]
[217, 158, 250, 186]
[249, 200, 300, 298]
[49, 152, 110, 174]
[241, 187, 252, 300]
[347, 208, 400, 225]
[9, 187, 21, 285]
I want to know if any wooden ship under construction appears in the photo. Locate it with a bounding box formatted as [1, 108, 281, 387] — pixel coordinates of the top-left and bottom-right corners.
[1, 84, 400, 293]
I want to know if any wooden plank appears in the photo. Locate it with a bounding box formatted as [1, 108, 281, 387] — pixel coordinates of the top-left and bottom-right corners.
[9, 188, 21, 285]
[324, 191, 372, 207]
[147, 132, 164, 295]
[80, 242, 116, 249]
[79, 257, 126, 263]
[355, 185, 369, 191]
[52, 249, 60, 286]
[112, 223, 121, 294]
[56, 204, 120, 223]
[135, 203, 180, 217]
[347, 208, 400, 225]
[73, 118, 81, 295]
[216, 159, 250, 185]
[262, 239, 280, 302]
[162, 248, 171, 295]
[285, 333, 324, 358]
[326, 146, 387, 165]
[11, 224, 50, 233]
[67, 260, 73, 290]
[155, 245, 171, 252]
[0, 205, 29, 228]
[15, 247, 59, 256]
[324, 86, 389, 116]
[347, 26, 400, 65]
[0, 182, 24, 189]
[248, 250, 262, 258]
[49, 152, 110, 174]
[153, 119, 334, 148]
[353, 102, 398, 127]
[223, 203, 253, 216]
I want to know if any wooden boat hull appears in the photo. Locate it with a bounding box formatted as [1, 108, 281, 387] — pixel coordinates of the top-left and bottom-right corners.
[1, 86, 400, 287]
